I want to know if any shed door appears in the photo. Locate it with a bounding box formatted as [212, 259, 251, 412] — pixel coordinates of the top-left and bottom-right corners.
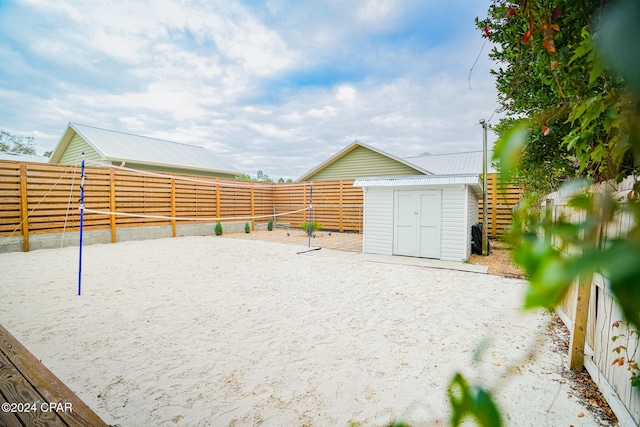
[393, 190, 441, 258]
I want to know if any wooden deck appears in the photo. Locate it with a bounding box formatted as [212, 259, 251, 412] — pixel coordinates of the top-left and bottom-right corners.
[0, 324, 108, 427]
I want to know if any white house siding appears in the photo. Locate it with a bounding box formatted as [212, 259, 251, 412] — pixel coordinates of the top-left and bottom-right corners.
[440, 185, 467, 261]
[362, 187, 394, 255]
[466, 188, 480, 259]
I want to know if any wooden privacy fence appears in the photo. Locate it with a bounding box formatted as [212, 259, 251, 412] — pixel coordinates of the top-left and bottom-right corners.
[0, 160, 522, 252]
[478, 173, 522, 237]
[543, 178, 639, 426]
[0, 161, 363, 252]
[273, 179, 363, 231]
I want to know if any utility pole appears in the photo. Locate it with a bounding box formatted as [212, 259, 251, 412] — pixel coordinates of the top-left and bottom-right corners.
[480, 119, 488, 256]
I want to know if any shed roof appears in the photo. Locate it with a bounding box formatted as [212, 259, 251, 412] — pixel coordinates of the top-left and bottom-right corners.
[353, 174, 482, 193]
[404, 150, 497, 175]
[50, 123, 240, 175]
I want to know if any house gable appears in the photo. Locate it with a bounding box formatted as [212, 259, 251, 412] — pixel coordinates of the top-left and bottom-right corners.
[58, 133, 102, 164]
[299, 142, 428, 181]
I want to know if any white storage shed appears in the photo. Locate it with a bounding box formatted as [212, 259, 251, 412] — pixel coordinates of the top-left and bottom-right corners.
[353, 174, 482, 262]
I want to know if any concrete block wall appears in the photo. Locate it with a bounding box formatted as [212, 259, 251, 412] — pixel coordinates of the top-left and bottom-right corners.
[0, 221, 266, 254]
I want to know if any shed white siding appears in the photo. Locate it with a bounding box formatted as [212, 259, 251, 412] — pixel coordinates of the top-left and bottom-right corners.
[362, 187, 394, 255]
[440, 185, 467, 261]
[359, 183, 478, 262]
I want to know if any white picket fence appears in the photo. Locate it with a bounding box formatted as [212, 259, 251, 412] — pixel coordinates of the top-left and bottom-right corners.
[542, 176, 639, 426]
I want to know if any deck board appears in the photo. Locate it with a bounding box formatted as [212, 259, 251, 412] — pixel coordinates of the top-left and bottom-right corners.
[0, 350, 63, 426]
[0, 324, 109, 427]
[0, 393, 24, 427]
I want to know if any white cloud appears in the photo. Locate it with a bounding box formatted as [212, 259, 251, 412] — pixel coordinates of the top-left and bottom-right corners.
[336, 85, 357, 103]
[1, 0, 501, 181]
[355, 0, 397, 26]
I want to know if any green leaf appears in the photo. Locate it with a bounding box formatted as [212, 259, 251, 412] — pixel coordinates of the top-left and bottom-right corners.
[559, 240, 640, 329]
[605, 240, 640, 329]
[589, 60, 603, 85]
[473, 388, 503, 427]
[569, 27, 593, 64]
[597, 0, 640, 95]
[524, 257, 573, 309]
[493, 122, 527, 184]
[566, 194, 592, 211]
[448, 373, 503, 427]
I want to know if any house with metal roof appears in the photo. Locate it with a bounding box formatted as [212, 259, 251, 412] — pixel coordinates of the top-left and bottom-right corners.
[49, 123, 242, 179]
[298, 141, 495, 181]
[297, 141, 430, 182]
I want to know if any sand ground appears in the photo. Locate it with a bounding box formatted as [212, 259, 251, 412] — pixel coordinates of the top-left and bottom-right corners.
[0, 234, 608, 426]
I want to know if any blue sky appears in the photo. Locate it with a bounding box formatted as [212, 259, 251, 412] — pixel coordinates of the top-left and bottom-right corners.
[0, 0, 500, 180]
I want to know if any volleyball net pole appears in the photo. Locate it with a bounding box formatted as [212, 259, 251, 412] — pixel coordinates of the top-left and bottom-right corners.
[78, 153, 85, 296]
[307, 182, 313, 248]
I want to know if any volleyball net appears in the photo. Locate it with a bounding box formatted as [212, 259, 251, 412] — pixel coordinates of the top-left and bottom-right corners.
[0, 155, 364, 294]
[0, 156, 363, 249]
[67, 158, 363, 233]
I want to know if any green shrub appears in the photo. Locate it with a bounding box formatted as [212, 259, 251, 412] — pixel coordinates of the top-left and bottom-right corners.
[214, 221, 223, 236]
[245, 222, 251, 233]
[267, 216, 274, 231]
[300, 221, 323, 236]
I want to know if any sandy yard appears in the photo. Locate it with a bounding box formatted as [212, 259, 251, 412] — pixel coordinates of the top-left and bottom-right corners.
[0, 234, 609, 426]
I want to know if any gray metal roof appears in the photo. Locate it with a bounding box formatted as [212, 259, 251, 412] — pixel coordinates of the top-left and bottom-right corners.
[404, 150, 496, 175]
[0, 152, 50, 163]
[69, 123, 240, 174]
[353, 173, 482, 188]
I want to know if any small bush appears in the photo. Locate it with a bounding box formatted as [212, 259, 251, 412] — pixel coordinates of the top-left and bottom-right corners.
[300, 221, 323, 236]
[214, 221, 223, 236]
[267, 217, 274, 231]
[245, 222, 251, 233]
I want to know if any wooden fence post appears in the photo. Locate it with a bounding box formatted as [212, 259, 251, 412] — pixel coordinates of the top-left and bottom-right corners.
[491, 206, 497, 237]
[339, 180, 344, 232]
[491, 175, 497, 237]
[303, 183, 308, 226]
[215, 179, 221, 221]
[569, 275, 593, 370]
[170, 176, 176, 237]
[250, 183, 255, 231]
[19, 162, 30, 252]
[109, 169, 117, 243]
[491, 174, 497, 206]
[568, 206, 598, 371]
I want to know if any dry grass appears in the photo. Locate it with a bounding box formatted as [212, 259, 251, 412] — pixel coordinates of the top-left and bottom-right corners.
[219, 227, 363, 252]
[468, 239, 526, 279]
